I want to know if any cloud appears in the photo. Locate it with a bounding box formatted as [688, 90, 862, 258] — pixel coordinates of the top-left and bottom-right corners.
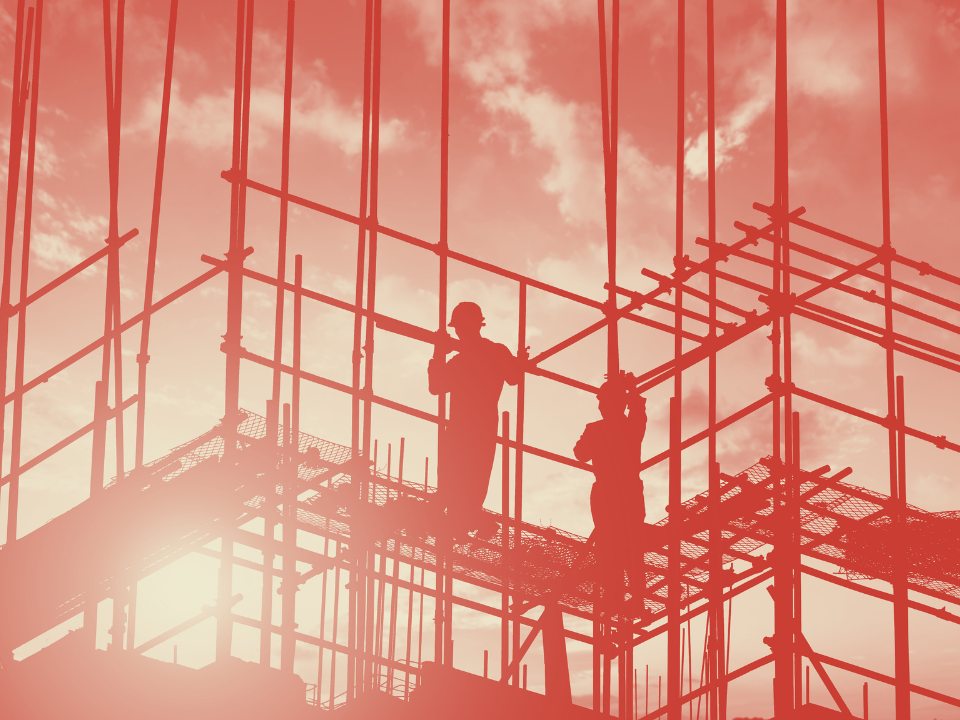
[128, 29, 407, 157]
[129, 77, 406, 157]
[481, 84, 605, 225]
[684, 74, 773, 182]
[31, 193, 108, 272]
[938, 6, 960, 53]
[0, 128, 61, 183]
[394, 0, 676, 236]
[395, 0, 592, 74]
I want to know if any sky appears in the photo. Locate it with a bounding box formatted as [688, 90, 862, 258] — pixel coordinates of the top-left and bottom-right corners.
[2, 0, 960, 716]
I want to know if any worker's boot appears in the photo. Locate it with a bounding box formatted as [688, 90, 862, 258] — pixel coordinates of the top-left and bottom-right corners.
[473, 513, 500, 542]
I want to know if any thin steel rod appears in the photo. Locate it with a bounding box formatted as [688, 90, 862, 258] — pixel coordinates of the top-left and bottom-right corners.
[277, 2, 298, 677]
[698, 237, 960, 342]
[501, 411, 510, 682]
[894, 375, 910, 715]
[514, 285, 526, 685]
[348, 0, 375, 697]
[329, 537, 342, 708]
[134, 0, 178, 470]
[281, 403, 298, 672]
[7, 1, 39, 546]
[361, 0, 385, 688]
[0, 5, 27, 499]
[218, 0, 254, 662]
[672, 1, 689, 704]
[668, 397, 682, 719]
[316, 516, 331, 699]
[799, 564, 958, 625]
[735, 220, 960, 315]
[436, 0, 452, 670]
[788, 213, 960, 288]
[403, 549, 416, 699]
[268, 0, 296, 431]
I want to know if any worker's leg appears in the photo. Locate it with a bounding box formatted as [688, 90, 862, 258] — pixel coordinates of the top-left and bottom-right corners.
[448, 431, 497, 536]
[591, 483, 627, 611]
[625, 482, 647, 603]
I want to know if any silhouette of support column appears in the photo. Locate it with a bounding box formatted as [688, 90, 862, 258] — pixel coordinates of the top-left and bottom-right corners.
[501, 411, 511, 683]
[1, 0, 28, 551]
[219, 0, 254, 662]
[771, 0, 795, 712]
[437, 0, 454, 670]
[542, 602, 572, 706]
[281, 403, 298, 672]
[347, 0, 376, 699]
[667, 397, 682, 719]
[260, 397, 278, 666]
[668, 0, 686, 704]
[894, 377, 910, 717]
[6, 0, 43, 573]
[513, 283, 527, 686]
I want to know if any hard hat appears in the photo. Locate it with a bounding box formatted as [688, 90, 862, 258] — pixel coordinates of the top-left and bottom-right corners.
[449, 301, 485, 327]
[597, 372, 629, 401]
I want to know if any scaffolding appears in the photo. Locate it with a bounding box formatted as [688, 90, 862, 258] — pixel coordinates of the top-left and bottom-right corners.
[2, 0, 960, 718]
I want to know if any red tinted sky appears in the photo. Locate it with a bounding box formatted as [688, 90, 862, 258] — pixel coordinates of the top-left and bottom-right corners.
[3, 0, 960, 716]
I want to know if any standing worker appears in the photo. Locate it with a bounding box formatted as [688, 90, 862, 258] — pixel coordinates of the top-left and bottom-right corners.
[429, 302, 522, 539]
[574, 372, 648, 614]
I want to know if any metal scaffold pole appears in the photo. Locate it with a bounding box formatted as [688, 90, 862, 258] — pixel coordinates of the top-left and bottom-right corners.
[436, 0, 452, 671]
[667, 0, 685, 714]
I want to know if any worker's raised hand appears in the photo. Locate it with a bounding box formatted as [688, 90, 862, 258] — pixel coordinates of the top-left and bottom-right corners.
[627, 389, 647, 412]
[433, 330, 455, 357]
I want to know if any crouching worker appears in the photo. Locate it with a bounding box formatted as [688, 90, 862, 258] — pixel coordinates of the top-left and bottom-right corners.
[574, 372, 647, 615]
[428, 302, 522, 540]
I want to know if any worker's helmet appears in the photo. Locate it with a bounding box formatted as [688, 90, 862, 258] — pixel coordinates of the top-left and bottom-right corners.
[449, 301, 485, 328]
[597, 372, 629, 402]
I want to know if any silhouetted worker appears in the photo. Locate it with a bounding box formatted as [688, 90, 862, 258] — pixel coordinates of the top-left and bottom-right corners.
[429, 302, 522, 539]
[574, 373, 647, 613]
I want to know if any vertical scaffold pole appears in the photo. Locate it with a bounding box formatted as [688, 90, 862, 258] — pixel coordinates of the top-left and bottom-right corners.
[269, 0, 295, 437]
[277, 0, 297, 678]
[281, 401, 298, 671]
[772, 0, 795, 713]
[667, 0, 685, 714]
[791, 411, 802, 710]
[1, 1, 26, 545]
[597, 0, 619, 381]
[876, 0, 909, 713]
[261, 394, 277, 667]
[135, 0, 178, 473]
[361, 0, 384, 689]
[8, 0, 39, 554]
[595, 0, 619, 709]
[513, 283, 526, 685]
[609, 3, 632, 710]
[128, 0, 177, 653]
[894, 376, 909, 719]
[667, 397, 682, 720]
[501, 410, 511, 683]
[349, 0, 375, 697]
[436, 0, 452, 670]
[219, 0, 254, 662]
[95, 0, 119, 648]
[705, 0, 727, 715]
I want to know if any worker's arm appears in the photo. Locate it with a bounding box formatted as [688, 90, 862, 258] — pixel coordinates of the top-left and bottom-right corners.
[428, 356, 449, 395]
[627, 391, 647, 442]
[573, 424, 595, 463]
[495, 343, 524, 387]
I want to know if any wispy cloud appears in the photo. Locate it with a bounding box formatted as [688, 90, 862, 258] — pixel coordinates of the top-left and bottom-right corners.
[128, 31, 407, 156]
[31, 191, 107, 272]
